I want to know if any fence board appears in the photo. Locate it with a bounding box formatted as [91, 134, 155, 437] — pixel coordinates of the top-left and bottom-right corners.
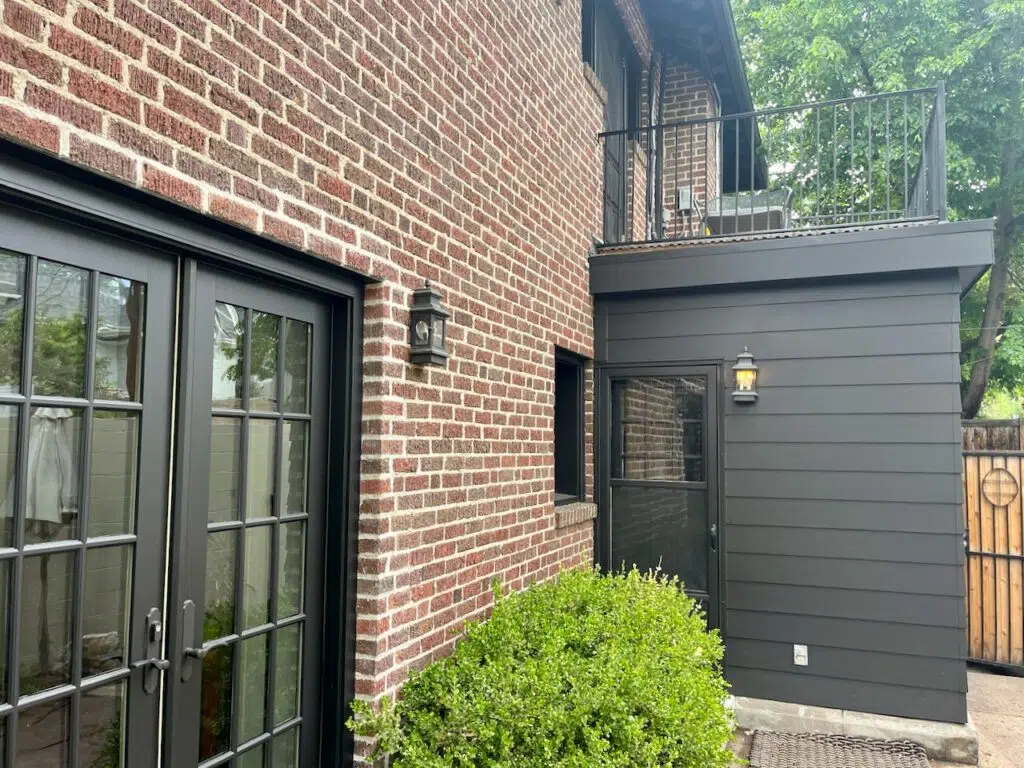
[1010, 455, 1024, 666]
[963, 451, 1024, 670]
[980, 454, 996, 660]
[963, 420, 1022, 451]
[996, 455, 1010, 662]
[966, 455, 982, 659]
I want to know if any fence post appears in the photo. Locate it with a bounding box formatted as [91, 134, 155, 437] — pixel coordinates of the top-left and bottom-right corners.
[934, 82, 948, 221]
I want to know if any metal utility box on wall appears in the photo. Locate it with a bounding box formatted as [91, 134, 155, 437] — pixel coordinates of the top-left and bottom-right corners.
[590, 220, 994, 725]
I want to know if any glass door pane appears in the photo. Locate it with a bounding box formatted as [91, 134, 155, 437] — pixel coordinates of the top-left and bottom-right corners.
[177, 275, 323, 768]
[0, 225, 174, 768]
[613, 376, 706, 482]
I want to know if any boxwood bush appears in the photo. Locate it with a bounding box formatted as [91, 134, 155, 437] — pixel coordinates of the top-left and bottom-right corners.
[348, 566, 734, 767]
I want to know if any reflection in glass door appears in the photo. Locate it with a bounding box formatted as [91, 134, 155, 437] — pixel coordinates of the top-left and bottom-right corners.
[0, 229, 175, 768]
[607, 370, 720, 626]
[169, 269, 328, 768]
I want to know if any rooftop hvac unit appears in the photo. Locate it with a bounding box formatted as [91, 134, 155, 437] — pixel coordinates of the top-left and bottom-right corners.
[705, 189, 793, 235]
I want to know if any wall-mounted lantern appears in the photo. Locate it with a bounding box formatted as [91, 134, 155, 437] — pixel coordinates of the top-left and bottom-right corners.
[409, 281, 449, 366]
[731, 347, 759, 403]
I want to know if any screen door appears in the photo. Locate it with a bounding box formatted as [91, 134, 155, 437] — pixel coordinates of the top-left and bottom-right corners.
[605, 366, 721, 627]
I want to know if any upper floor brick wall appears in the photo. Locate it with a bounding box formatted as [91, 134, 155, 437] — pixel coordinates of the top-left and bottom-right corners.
[661, 53, 721, 238]
[0, 0, 608, 306]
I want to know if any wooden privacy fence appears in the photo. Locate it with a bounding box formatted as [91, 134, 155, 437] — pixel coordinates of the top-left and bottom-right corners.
[963, 419, 1023, 451]
[963, 451, 1024, 669]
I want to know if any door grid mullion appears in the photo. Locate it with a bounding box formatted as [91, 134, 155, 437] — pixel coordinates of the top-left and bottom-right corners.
[5, 251, 36, 766]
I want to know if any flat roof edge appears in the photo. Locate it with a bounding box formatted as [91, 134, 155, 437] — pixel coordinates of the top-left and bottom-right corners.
[590, 219, 995, 296]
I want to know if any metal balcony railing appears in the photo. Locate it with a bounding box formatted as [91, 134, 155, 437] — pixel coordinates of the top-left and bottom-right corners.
[598, 84, 947, 244]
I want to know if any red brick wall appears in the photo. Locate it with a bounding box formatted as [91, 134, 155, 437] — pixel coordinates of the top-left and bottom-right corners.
[0, 0, 648, 740]
[628, 141, 648, 241]
[660, 53, 720, 237]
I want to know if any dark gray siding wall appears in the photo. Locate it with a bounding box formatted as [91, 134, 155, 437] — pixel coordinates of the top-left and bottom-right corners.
[595, 270, 967, 724]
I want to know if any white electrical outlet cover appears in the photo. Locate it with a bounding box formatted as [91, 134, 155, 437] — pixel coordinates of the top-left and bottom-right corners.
[793, 644, 809, 666]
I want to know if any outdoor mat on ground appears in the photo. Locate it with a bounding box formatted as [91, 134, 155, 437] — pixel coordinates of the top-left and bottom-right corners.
[748, 731, 931, 768]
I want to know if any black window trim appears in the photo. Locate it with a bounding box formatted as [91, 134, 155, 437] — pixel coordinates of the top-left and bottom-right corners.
[554, 347, 586, 506]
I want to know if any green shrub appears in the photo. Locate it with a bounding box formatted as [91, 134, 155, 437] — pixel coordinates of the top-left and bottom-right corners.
[348, 566, 734, 767]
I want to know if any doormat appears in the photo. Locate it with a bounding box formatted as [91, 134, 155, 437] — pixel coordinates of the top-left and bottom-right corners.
[748, 731, 930, 768]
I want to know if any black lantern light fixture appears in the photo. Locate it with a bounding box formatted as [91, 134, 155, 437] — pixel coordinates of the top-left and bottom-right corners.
[731, 347, 759, 403]
[409, 280, 449, 366]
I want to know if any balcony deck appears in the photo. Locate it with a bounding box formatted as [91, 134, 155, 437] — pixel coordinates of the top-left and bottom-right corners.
[598, 86, 947, 250]
[595, 216, 939, 255]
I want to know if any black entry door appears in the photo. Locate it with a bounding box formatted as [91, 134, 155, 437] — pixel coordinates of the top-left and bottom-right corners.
[0, 202, 340, 767]
[602, 366, 721, 627]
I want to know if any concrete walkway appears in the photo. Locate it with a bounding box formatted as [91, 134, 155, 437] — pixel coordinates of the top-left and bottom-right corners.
[730, 668, 1024, 767]
[933, 669, 1024, 768]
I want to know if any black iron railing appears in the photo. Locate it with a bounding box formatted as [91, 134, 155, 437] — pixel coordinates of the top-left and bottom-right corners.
[599, 84, 947, 244]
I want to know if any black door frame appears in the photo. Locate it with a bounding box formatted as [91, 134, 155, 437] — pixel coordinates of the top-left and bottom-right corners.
[0, 138, 366, 767]
[595, 362, 725, 632]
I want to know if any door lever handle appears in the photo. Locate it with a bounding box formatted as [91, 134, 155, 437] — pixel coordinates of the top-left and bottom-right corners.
[131, 656, 170, 694]
[184, 637, 233, 661]
[132, 656, 171, 671]
[709, 523, 718, 552]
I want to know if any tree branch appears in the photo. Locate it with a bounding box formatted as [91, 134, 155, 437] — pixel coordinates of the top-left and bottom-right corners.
[847, 44, 877, 90]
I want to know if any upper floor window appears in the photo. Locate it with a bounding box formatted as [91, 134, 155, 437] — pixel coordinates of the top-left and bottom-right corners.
[582, 0, 597, 69]
[582, 0, 643, 129]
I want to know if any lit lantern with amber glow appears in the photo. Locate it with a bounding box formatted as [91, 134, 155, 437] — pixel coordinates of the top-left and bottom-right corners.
[731, 347, 759, 403]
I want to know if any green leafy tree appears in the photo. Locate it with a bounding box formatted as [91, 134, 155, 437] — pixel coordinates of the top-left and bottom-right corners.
[733, 0, 1024, 416]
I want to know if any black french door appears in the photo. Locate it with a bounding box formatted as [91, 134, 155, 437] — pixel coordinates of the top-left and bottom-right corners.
[0, 203, 337, 767]
[164, 265, 331, 768]
[0, 204, 175, 767]
[600, 365, 722, 628]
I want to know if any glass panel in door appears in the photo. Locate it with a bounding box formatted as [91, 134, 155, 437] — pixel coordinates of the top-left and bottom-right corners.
[609, 374, 716, 619]
[194, 296, 314, 767]
[0, 236, 172, 767]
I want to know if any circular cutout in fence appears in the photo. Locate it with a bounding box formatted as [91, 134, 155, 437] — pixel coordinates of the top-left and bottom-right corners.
[982, 467, 1019, 507]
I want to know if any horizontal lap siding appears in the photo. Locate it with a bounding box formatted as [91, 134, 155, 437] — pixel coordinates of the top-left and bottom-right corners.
[596, 269, 967, 723]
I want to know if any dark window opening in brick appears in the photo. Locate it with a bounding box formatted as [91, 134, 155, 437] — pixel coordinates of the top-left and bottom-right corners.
[626, 54, 642, 129]
[583, 0, 641, 115]
[582, 0, 596, 68]
[555, 349, 584, 505]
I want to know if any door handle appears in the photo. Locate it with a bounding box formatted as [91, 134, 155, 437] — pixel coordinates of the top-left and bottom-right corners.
[131, 657, 170, 694]
[134, 608, 166, 694]
[180, 599, 236, 681]
[183, 637, 232, 661]
[132, 657, 171, 672]
[709, 523, 718, 552]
